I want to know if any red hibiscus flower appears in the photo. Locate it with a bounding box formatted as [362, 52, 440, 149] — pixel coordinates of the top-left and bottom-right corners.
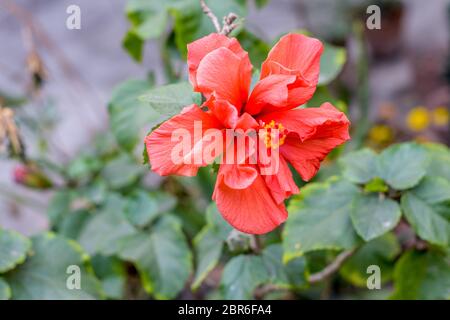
[145, 33, 350, 234]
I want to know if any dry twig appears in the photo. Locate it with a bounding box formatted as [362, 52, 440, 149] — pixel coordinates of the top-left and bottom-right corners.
[200, 0, 221, 33]
[200, 0, 240, 36]
[308, 249, 356, 284]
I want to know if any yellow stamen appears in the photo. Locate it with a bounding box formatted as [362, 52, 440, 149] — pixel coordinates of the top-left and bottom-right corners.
[262, 120, 287, 149]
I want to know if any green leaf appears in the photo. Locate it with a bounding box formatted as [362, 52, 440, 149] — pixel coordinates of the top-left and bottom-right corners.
[255, 0, 269, 8]
[171, 0, 247, 57]
[48, 190, 74, 226]
[363, 177, 388, 193]
[221, 245, 308, 299]
[401, 192, 449, 247]
[283, 177, 360, 262]
[58, 209, 91, 240]
[0, 229, 31, 273]
[350, 193, 401, 241]
[409, 176, 450, 204]
[192, 228, 223, 291]
[307, 85, 346, 110]
[108, 79, 161, 152]
[318, 43, 346, 85]
[139, 81, 201, 119]
[101, 154, 144, 189]
[424, 143, 450, 181]
[340, 148, 378, 184]
[377, 143, 429, 190]
[91, 255, 127, 300]
[221, 255, 269, 300]
[122, 31, 144, 62]
[191, 203, 232, 290]
[76, 180, 109, 205]
[78, 195, 137, 256]
[340, 233, 400, 287]
[66, 153, 103, 182]
[122, 0, 170, 61]
[125, 190, 177, 228]
[391, 250, 450, 299]
[117, 215, 192, 299]
[127, 2, 169, 40]
[261, 244, 308, 290]
[237, 30, 270, 67]
[0, 278, 11, 300]
[5, 233, 103, 299]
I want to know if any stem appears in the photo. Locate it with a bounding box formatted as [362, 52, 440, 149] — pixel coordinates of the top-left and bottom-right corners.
[308, 249, 356, 284]
[249, 234, 262, 254]
[200, 0, 240, 36]
[254, 248, 356, 299]
[348, 21, 370, 150]
[200, 0, 221, 33]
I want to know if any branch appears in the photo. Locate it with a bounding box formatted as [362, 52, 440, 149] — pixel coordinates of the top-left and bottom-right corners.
[254, 249, 356, 299]
[308, 249, 356, 284]
[200, 0, 221, 33]
[221, 13, 239, 36]
[200, 0, 240, 36]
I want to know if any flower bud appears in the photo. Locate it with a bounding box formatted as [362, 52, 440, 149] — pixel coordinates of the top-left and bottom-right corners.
[13, 164, 53, 189]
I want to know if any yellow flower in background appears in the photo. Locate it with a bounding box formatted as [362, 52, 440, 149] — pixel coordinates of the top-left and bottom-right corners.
[406, 106, 430, 132]
[432, 106, 449, 127]
[368, 124, 394, 144]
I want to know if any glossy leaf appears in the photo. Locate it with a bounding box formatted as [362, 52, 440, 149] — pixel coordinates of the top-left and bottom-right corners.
[221, 255, 269, 300]
[424, 143, 450, 181]
[5, 233, 103, 299]
[283, 178, 360, 262]
[78, 195, 137, 256]
[377, 143, 429, 190]
[0, 278, 11, 300]
[91, 255, 127, 300]
[262, 244, 308, 290]
[101, 154, 144, 189]
[391, 250, 450, 300]
[0, 229, 31, 273]
[340, 233, 400, 287]
[139, 82, 201, 119]
[117, 215, 192, 299]
[340, 148, 378, 184]
[351, 193, 401, 241]
[401, 193, 449, 247]
[318, 43, 346, 85]
[125, 190, 177, 227]
[192, 203, 232, 291]
[171, 0, 247, 57]
[108, 79, 160, 152]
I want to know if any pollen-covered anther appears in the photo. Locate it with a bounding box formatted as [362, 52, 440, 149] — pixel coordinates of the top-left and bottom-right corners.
[261, 120, 288, 149]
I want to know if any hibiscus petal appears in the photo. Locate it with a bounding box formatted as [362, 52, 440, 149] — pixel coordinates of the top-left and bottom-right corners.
[213, 165, 288, 234]
[196, 47, 252, 112]
[187, 33, 249, 89]
[220, 163, 258, 189]
[145, 104, 223, 176]
[235, 112, 259, 130]
[263, 156, 299, 204]
[248, 34, 323, 113]
[245, 74, 297, 115]
[260, 103, 350, 181]
[261, 33, 323, 81]
[204, 96, 238, 128]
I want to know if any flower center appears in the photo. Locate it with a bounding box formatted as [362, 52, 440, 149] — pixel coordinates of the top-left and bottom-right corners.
[261, 120, 288, 149]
